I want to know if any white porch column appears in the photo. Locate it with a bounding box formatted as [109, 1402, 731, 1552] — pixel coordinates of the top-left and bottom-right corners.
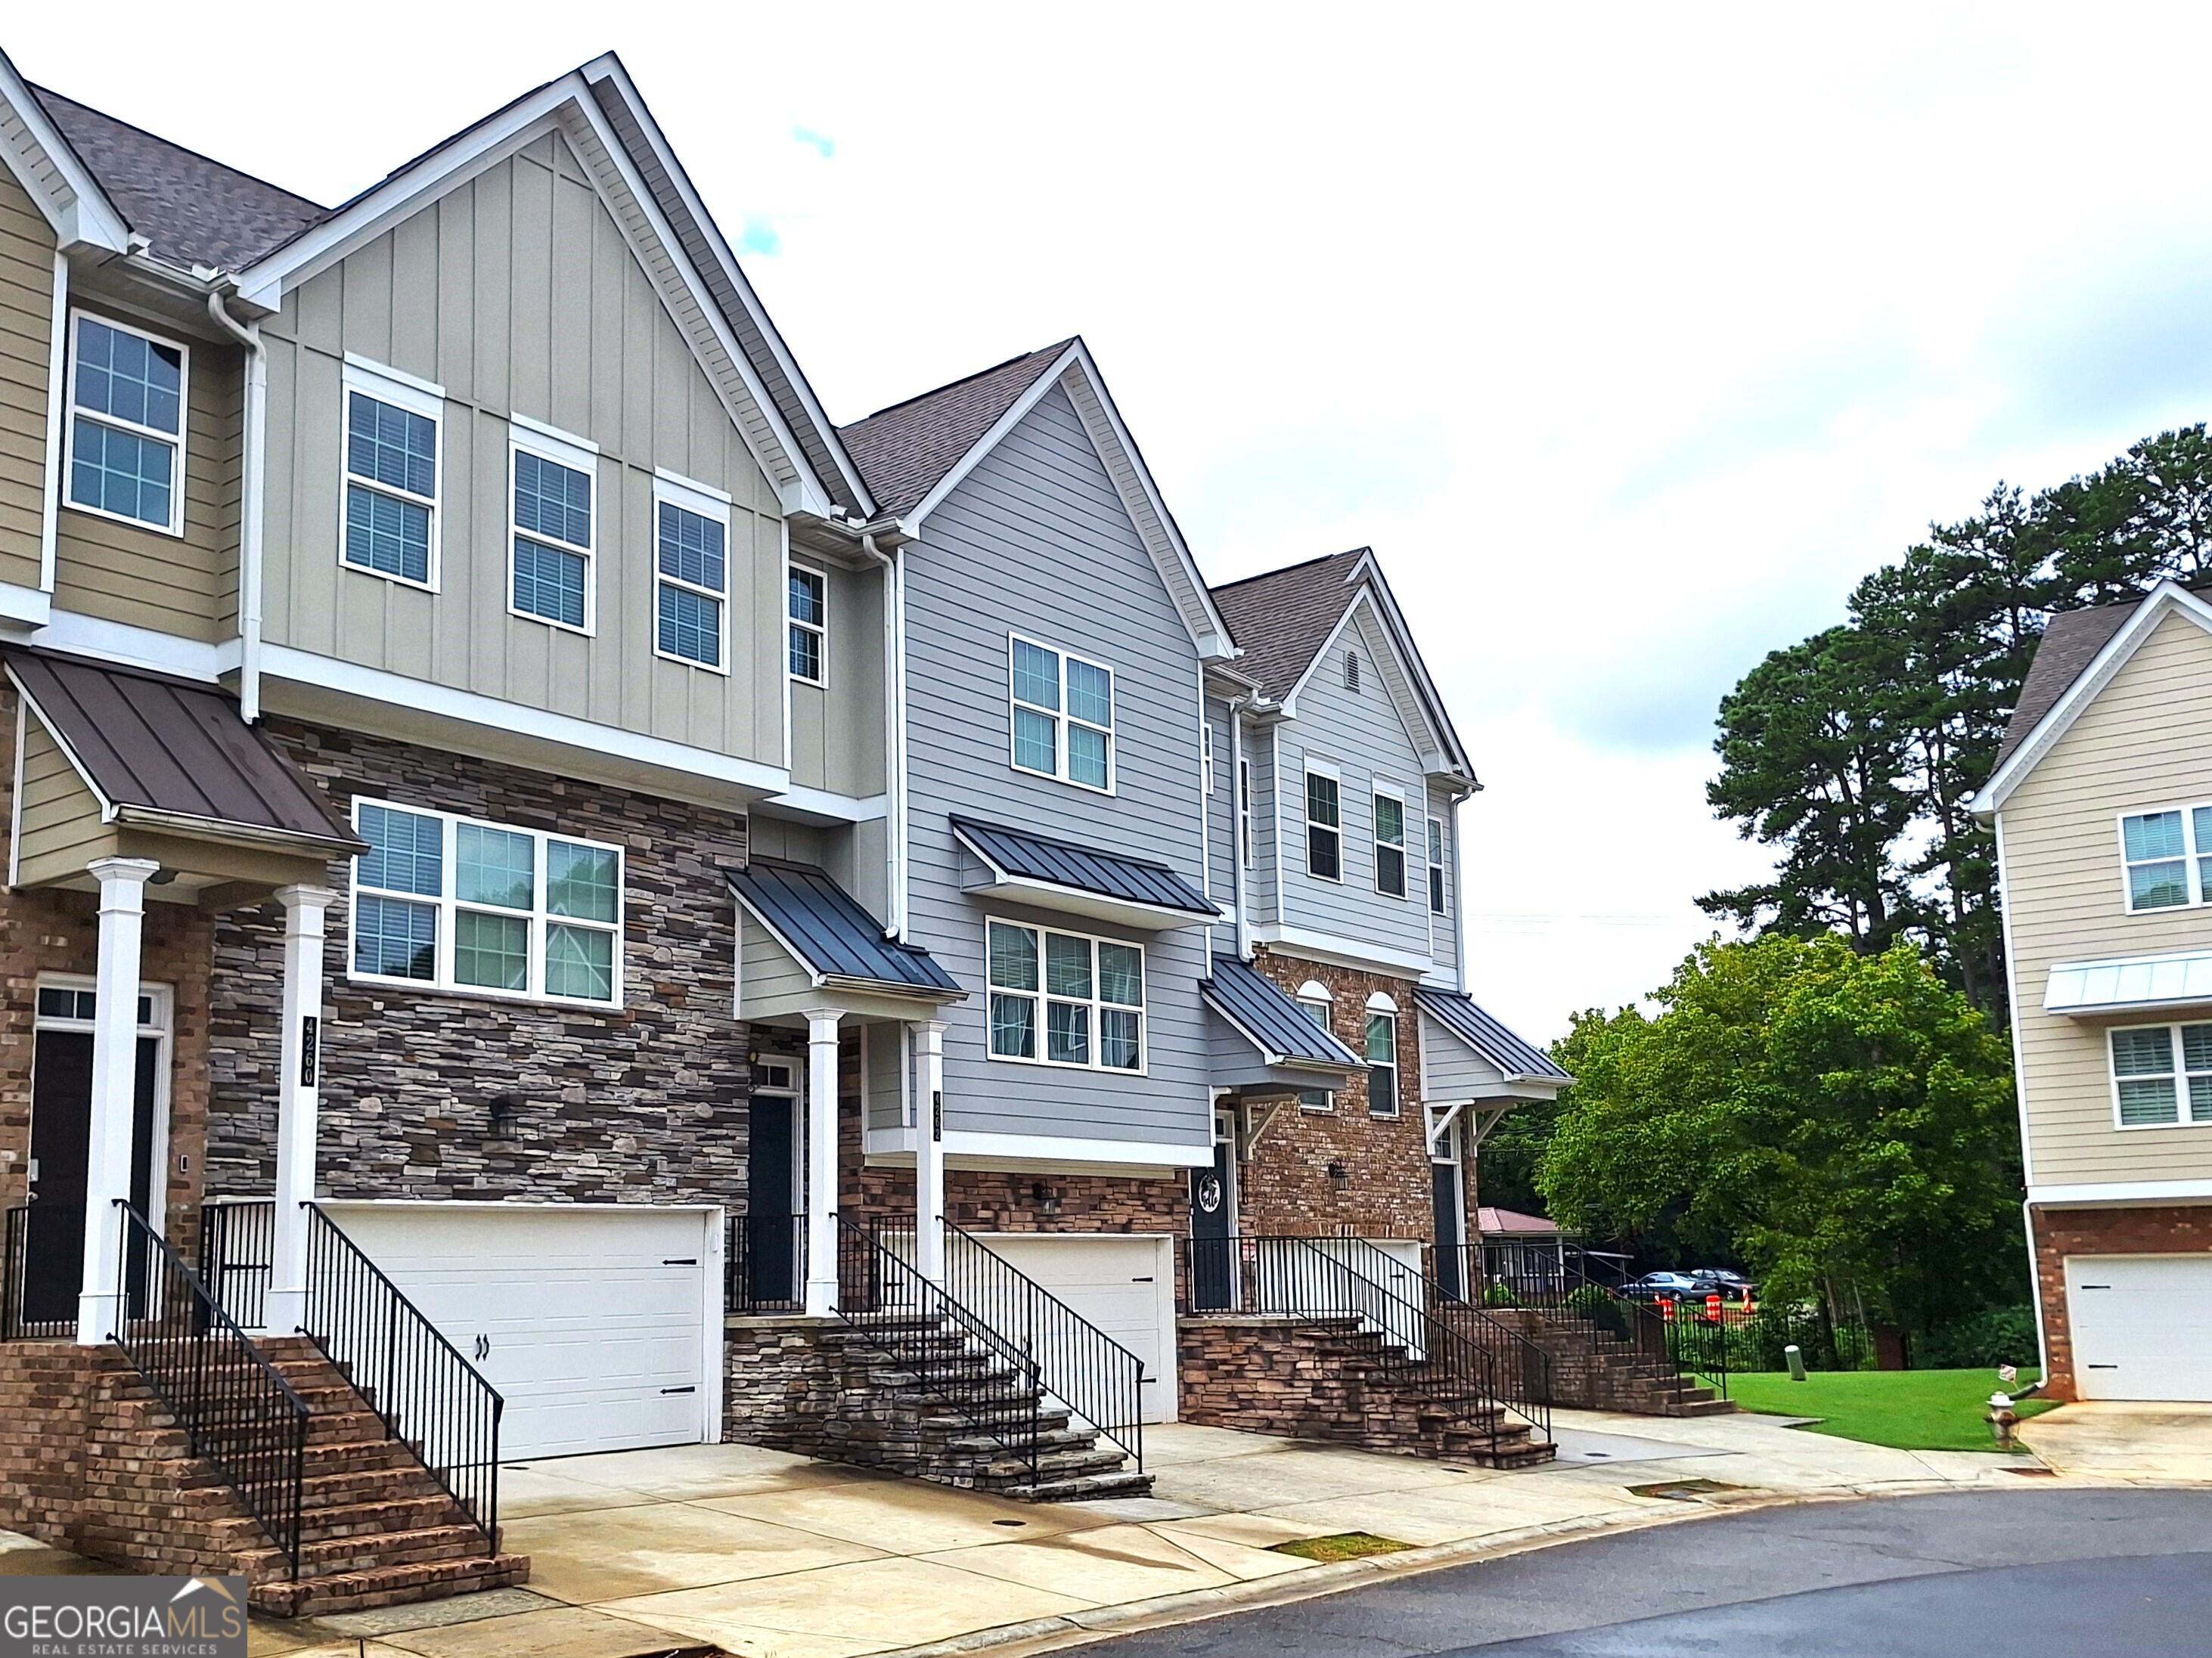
[913, 1021, 947, 1285]
[802, 1009, 842, 1316]
[264, 885, 336, 1335]
[76, 856, 159, 1346]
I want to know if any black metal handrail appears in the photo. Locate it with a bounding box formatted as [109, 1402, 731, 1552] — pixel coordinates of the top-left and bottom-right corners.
[1192, 1234, 1551, 1453]
[108, 1201, 309, 1576]
[831, 1213, 1043, 1482]
[302, 1204, 503, 1554]
[728, 1212, 806, 1312]
[200, 1198, 275, 1331]
[939, 1218, 1143, 1471]
[1463, 1244, 1709, 1412]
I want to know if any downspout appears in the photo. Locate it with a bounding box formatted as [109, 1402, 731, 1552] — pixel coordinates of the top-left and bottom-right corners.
[1229, 699, 1252, 959]
[206, 287, 266, 721]
[857, 531, 907, 940]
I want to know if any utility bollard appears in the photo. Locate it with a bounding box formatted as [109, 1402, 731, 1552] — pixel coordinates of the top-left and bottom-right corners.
[1785, 1343, 1807, 1382]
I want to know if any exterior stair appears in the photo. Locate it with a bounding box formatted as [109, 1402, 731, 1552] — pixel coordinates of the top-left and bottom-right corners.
[1467, 1306, 1738, 1416]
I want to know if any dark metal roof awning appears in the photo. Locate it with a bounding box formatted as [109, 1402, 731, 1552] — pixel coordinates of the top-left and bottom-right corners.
[5, 647, 363, 854]
[728, 860, 962, 999]
[1413, 987, 1570, 1083]
[951, 816, 1221, 930]
[1202, 954, 1363, 1071]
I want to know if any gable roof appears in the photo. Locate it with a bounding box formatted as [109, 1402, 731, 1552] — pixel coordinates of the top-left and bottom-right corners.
[1209, 550, 1368, 702]
[30, 86, 328, 271]
[840, 342, 1072, 517]
[1413, 987, 1570, 1084]
[1977, 581, 2212, 815]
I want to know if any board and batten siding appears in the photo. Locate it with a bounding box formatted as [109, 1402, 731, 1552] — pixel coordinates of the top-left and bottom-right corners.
[901, 383, 1211, 1154]
[259, 131, 784, 764]
[0, 165, 52, 593]
[1271, 606, 1441, 968]
[2001, 609, 2212, 1186]
[1205, 697, 1236, 914]
[1246, 724, 1281, 928]
[789, 559, 886, 796]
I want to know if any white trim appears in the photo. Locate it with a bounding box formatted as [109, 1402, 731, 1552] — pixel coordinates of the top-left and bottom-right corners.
[62, 309, 189, 539]
[1277, 562, 1475, 783]
[2102, 1018, 2212, 1131]
[1976, 581, 2212, 814]
[2115, 801, 2212, 914]
[39, 253, 66, 590]
[506, 426, 597, 637]
[985, 917, 1148, 1075]
[8, 696, 24, 889]
[1372, 779, 1410, 900]
[1363, 1008, 1401, 1117]
[1296, 979, 1332, 1003]
[939, 1128, 1213, 1170]
[1365, 990, 1400, 1013]
[788, 562, 829, 687]
[1996, 814, 2036, 1187]
[340, 358, 444, 593]
[0, 61, 132, 251]
[651, 479, 731, 676]
[2029, 1178, 2212, 1207]
[1253, 925, 1435, 978]
[0, 581, 51, 627]
[1007, 632, 1115, 795]
[33, 975, 174, 1242]
[23, 609, 228, 680]
[1303, 762, 1342, 882]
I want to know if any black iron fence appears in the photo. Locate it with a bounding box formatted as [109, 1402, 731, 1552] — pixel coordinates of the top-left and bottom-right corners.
[303, 1205, 503, 1553]
[1186, 1234, 1552, 1453]
[831, 1213, 1046, 1482]
[200, 1198, 274, 1331]
[1, 1204, 74, 1340]
[728, 1212, 806, 1312]
[107, 1201, 309, 1576]
[939, 1217, 1143, 1471]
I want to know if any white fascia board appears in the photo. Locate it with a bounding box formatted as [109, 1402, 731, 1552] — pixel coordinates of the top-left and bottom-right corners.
[768, 785, 889, 824]
[578, 54, 874, 519]
[17, 608, 233, 680]
[940, 1129, 1215, 1171]
[259, 643, 790, 797]
[0, 60, 131, 252]
[951, 823, 1221, 931]
[1199, 991, 1362, 1076]
[1253, 922, 1435, 978]
[2027, 1178, 2212, 1207]
[904, 342, 1085, 529]
[1975, 581, 2212, 817]
[1280, 579, 1470, 786]
[0, 580, 51, 628]
[1345, 550, 1478, 783]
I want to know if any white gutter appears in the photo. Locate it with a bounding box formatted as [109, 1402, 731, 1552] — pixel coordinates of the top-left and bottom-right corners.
[38, 253, 67, 593]
[205, 287, 267, 721]
[1230, 698, 1252, 959]
[853, 531, 910, 940]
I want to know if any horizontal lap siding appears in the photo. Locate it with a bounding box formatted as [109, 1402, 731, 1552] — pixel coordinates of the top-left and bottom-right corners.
[904, 386, 1209, 1152]
[261, 132, 782, 764]
[1275, 609, 1438, 965]
[14, 718, 111, 884]
[2003, 611, 2212, 1185]
[0, 169, 51, 591]
[1426, 779, 1458, 982]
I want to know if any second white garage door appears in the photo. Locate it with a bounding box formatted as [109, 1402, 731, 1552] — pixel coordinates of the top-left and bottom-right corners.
[2065, 1254, 2212, 1402]
[321, 1201, 721, 1458]
[973, 1233, 1178, 1424]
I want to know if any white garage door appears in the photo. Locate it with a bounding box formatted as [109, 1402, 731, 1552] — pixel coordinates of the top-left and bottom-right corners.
[2066, 1254, 2212, 1402]
[973, 1234, 1177, 1425]
[322, 1201, 721, 1458]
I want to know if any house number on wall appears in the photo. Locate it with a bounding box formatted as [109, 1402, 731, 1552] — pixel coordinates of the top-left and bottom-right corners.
[299, 1016, 319, 1088]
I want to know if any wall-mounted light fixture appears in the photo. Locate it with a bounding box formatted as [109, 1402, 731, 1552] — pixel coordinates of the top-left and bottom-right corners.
[1031, 1180, 1062, 1216]
[1327, 1161, 1350, 1190]
[486, 1092, 522, 1141]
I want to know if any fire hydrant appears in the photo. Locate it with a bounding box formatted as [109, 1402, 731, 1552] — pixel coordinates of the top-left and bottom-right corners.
[1987, 1393, 2019, 1451]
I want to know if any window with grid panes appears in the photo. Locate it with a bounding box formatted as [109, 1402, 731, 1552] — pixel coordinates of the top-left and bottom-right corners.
[656, 500, 726, 668]
[2110, 1024, 2212, 1127]
[985, 919, 1143, 1070]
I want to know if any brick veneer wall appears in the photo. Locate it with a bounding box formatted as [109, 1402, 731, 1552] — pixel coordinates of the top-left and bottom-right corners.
[1240, 948, 1438, 1241]
[206, 720, 753, 1204]
[0, 689, 216, 1252]
[2030, 1204, 2212, 1400]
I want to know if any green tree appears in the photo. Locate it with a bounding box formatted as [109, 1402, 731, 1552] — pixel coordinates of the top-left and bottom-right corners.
[1539, 936, 2024, 1335]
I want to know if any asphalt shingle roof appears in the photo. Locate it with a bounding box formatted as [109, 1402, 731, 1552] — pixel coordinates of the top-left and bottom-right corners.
[1208, 550, 1368, 702]
[33, 86, 329, 271]
[839, 342, 1073, 516]
[728, 861, 960, 995]
[1413, 987, 1569, 1083]
[950, 817, 1218, 918]
[1201, 955, 1363, 1069]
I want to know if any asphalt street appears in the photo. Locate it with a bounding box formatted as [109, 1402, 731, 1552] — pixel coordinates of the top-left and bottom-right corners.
[1079, 1488, 2212, 1657]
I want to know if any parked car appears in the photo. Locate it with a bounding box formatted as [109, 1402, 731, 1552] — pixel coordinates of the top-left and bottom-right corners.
[1621, 1270, 1705, 1300]
[1689, 1269, 1758, 1298]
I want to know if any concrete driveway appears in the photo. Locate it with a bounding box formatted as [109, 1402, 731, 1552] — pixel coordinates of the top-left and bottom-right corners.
[241, 1407, 2066, 1658]
[2019, 1401, 2212, 1481]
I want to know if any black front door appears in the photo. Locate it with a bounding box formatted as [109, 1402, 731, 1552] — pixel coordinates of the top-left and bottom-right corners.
[745, 1094, 798, 1306]
[1189, 1136, 1233, 1311]
[23, 1031, 160, 1328]
[1432, 1158, 1465, 1300]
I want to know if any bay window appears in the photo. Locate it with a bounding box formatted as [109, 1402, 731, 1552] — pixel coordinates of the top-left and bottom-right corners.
[986, 919, 1143, 1071]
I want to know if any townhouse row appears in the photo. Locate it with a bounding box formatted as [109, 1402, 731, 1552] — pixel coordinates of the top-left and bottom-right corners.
[0, 48, 1565, 1478]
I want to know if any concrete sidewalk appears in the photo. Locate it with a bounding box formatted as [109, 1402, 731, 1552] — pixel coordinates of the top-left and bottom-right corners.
[2018, 1401, 2212, 1482]
[223, 1405, 2084, 1658]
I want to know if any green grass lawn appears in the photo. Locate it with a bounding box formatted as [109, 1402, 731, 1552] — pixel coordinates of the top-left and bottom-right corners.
[1714, 1367, 2060, 1453]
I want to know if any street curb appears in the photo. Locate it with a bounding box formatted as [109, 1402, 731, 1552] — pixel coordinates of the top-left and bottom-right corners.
[863, 1482, 1955, 1658]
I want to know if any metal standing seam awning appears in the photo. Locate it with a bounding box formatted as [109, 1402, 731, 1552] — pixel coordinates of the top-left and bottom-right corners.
[1413, 987, 1571, 1086]
[2044, 950, 2212, 1016]
[948, 815, 1223, 930]
[728, 860, 964, 1019]
[1201, 953, 1363, 1076]
[5, 646, 363, 895]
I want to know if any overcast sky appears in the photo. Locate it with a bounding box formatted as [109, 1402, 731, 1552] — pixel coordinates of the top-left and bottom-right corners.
[15, 5, 2212, 1040]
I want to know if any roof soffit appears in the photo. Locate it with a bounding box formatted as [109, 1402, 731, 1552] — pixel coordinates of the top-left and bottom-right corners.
[231, 78, 833, 514]
[0, 52, 129, 251]
[1976, 582, 2212, 817]
[1283, 589, 1465, 780]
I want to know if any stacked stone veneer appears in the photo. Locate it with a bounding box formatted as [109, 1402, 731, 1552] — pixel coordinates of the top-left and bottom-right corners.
[205, 719, 753, 1204]
[1177, 1314, 1550, 1467]
[2031, 1205, 2212, 1400]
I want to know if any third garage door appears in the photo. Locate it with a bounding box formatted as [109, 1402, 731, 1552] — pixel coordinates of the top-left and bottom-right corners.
[975, 1233, 1177, 1424]
[2065, 1254, 2212, 1402]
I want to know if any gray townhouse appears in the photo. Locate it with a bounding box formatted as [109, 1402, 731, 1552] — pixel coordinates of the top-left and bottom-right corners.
[0, 46, 1569, 1612]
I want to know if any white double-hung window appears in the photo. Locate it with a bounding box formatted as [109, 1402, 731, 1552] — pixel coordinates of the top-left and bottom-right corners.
[1009, 637, 1113, 790]
[1373, 786, 1408, 898]
[2110, 1024, 2212, 1127]
[1428, 816, 1447, 915]
[509, 420, 596, 633]
[1365, 1005, 1399, 1117]
[986, 919, 1143, 1071]
[67, 313, 188, 535]
[2120, 806, 2212, 912]
[1305, 766, 1342, 880]
[654, 473, 729, 671]
[789, 564, 827, 683]
[350, 800, 623, 1006]
[341, 358, 442, 587]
